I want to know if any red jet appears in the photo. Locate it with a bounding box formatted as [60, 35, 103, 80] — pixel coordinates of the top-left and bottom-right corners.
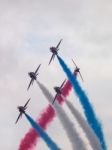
[52, 79, 66, 104]
[15, 98, 30, 124]
[27, 64, 41, 90]
[72, 59, 83, 81]
[49, 39, 62, 65]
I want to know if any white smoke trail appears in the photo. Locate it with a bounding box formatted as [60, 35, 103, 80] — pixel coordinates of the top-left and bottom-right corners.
[36, 80, 86, 150]
[61, 95, 102, 150]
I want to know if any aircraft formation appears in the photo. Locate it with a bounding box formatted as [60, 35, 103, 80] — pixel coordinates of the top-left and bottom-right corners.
[15, 39, 83, 124]
[15, 39, 107, 150]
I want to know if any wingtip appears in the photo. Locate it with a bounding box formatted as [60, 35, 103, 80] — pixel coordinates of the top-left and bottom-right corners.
[79, 71, 84, 82]
[71, 58, 75, 65]
[28, 98, 31, 101]
[48, 61, 51, 65]
[82, 78, 84, 82]
[15, 120, 17, 124]
[39, 64, 41, 68]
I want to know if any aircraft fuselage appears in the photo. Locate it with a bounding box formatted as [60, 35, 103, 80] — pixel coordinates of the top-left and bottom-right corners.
[54, 87, 61, 94]
[50, 47, 58, 55]
[28, 72, 36, 80]
[18, 106, 26, 113]
[75, 68, 80, 73]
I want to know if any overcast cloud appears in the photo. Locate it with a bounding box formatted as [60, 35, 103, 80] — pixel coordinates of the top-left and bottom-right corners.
[0, 0, 112, 149]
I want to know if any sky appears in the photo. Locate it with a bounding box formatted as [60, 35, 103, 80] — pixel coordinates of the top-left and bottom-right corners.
[0, 0, 112, 149]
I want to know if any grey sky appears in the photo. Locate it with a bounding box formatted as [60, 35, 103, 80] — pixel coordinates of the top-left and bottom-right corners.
[0, 0, 112, 149]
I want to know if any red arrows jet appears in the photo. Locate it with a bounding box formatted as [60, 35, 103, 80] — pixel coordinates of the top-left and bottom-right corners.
[52, 79, 66, 104]
[27, 64, 41, 90]
[15, 98, 30, 124]
[72, 59, 83, 81]
[49, 39, 62, 65]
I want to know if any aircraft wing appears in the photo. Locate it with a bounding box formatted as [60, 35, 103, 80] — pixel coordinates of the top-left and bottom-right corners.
[15, 112, 22, 124]
[27, 78, 33, 90]
[79, 71, 84, 81]
[56, 39, 62, 49]
[52, 93, 58, 104]
[60, 79, 66, 89]
[48, 54, 55, 65]
[24, 98, 31, 108]
[35, 64, 41, 74]
[71, 58, 77, 67]
[32, 79, 34, 85]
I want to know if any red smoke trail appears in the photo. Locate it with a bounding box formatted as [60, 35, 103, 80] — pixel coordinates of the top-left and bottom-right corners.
[19, 72, 77, 150]
[19, 105, 55, 150]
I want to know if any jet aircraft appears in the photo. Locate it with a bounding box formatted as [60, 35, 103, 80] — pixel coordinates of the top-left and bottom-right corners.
[49, 39, 62, 65]
[27, 64, 41, 90]
[72, 59, 83, 81]
[15, 98, 30, 124]
[52, 79, 66, 104]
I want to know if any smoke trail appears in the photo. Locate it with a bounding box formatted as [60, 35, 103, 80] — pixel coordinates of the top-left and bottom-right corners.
[57, 55, 106, 150]
[61, 95, 102, 150]
[24, 112, 61, 150]
[19, 105, 55, 150]
[37, 80, 86, 150]
[19, 73, 76, 150]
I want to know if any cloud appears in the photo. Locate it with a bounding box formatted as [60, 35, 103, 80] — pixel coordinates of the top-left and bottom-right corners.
[0, 0, 112, 149]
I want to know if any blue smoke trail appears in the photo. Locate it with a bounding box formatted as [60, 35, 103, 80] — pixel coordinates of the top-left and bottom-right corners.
[62, 95, 102, 150]
[24, 112, 61, 150]
[57, 55, 106, 150]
